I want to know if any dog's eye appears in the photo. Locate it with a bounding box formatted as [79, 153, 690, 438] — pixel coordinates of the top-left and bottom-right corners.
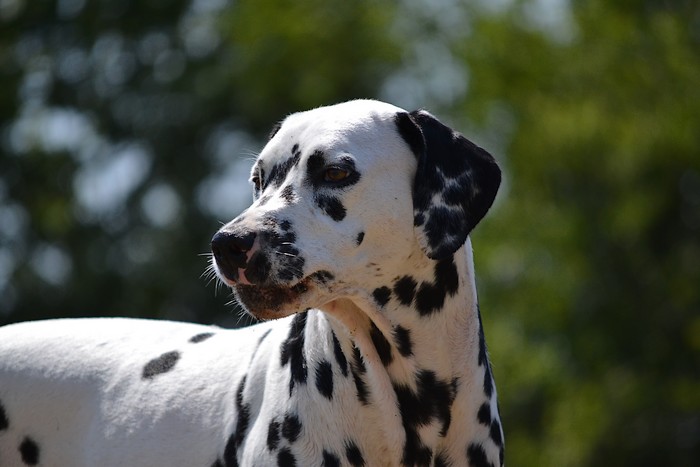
[324, 168, 351, 183]
[251, 175, 262, 191]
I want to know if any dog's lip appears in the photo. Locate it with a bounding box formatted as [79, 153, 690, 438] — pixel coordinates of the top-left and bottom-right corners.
[233, 270, 331, 294]
[232, 277, 311, 319]
[240, 278, 309, 294]
[230, 270, 335, 318]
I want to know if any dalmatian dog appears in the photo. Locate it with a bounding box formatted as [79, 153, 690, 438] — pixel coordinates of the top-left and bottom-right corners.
[0, 100, 504, 467]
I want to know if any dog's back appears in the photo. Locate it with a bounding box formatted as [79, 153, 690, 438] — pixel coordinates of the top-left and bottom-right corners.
[0, 318, 266, 466]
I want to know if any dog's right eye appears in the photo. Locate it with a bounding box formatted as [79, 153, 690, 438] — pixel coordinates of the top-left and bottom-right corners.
[251, 166, 265, 192]
[324, 168, 351, 183]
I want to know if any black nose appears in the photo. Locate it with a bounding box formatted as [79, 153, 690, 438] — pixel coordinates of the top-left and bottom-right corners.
[211, 231, 256, 282]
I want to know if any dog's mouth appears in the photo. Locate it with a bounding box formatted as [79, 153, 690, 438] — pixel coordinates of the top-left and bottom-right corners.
[232, 271, 334, 320]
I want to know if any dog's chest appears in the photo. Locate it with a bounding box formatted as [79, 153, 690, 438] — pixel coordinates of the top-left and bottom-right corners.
[234, 312, 393, 465]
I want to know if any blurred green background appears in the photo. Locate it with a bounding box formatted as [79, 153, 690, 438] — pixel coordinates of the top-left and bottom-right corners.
[1, 0, 698, 465]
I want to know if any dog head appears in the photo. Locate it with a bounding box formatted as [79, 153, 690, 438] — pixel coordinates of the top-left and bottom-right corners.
[211, 100, 500, 320]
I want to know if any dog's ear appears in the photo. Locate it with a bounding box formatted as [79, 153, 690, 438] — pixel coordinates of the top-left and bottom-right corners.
[395, 110, 501, 260]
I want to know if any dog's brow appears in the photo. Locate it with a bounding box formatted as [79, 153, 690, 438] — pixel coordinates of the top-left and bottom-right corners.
[267, 121, 283, 141]
[306, 150, 326, 178]
[336, 155, 357, 169]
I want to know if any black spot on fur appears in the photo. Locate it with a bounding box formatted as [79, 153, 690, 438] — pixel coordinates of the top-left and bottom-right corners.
[415, 257, 459, 316]
[350, 367, 369, 404]
[280, 185, 296, 204]
[393, 276, 417, 306]
[356, 231, 365, 246]
[252, 166, 265, 199]
[477, 402, 491, 426]
[211, 459, 224, 467]
[414, 212, 425, 227]
[483, 358, 493, 398]
[19, 437, 40, 465]
[476, 306, 495, 401]
[423, 207, 464, 254]
[277, 256, 305, 282]
[280, 312, 308, 395]
[277, 447, 297, 467]
[352, 346, 366, 373]
[466, 443, 493, 467]
[393, 325, 413, 357]
[282, 413, 302, 442]
[395, 370, 457, 464]
[434, 451, 450, 467]
[316, 195, 346, 221]
[224, 375, 250, 466]
[223, 436, 239, 467]
[306, 150, 326, 183]
[315, 360, 334, 399]
[142, 350, 180, 379]
[372, 286, 391, 307]
[322, 450, 341, 467]
[270, 225, 297, 247]
[0, 399, 8, 430]
[268, 121, 282, 141]
[257, 328, 273, 346]
[415, 282, 446, 316]
[267, 420, 280, 451]
[266, 151, 301, 189]
[350, 346, 369, 405]
[394, 111, 425, 159]
[490, 419, 503, 448]
[312, 270, 334, 284]
[484, 365, 493, 397]
[189, 332, 214, 343]
[345, 441, 365, 467]
[331, 332, 349, 377]
[369, 323, 393, 366]
[442, 184, 463, 206]
[402, 428, 432, 467]
[477, 316, 487, 367]
[435, 257, 459, 295]
[235, 376, 250, 430]
[273, 230, 304, 280]
[244, 252, 272, 284]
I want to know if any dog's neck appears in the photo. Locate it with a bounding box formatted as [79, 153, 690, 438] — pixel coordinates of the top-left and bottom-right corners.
[319, 239, 503, 466]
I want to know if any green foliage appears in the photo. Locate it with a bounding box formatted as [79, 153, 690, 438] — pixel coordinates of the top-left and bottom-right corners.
[0, 0, 698, 465]
[222, 0, 399, 130]
[461, 2, 700, 465]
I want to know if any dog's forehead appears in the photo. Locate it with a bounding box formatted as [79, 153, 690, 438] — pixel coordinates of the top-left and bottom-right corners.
[258, 100, 407, 168]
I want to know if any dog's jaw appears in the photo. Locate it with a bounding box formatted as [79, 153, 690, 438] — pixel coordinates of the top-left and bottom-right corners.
[231, 270, 338, 320]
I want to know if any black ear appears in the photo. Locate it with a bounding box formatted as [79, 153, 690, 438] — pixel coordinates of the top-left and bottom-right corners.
[396, 110, 501, 260]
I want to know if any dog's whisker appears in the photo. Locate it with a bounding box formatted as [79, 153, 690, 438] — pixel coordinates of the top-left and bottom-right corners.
[273, 251, 297, 258]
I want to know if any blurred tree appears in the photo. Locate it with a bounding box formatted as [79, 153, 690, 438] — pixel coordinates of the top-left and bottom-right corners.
[454, 1, 700, 466]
